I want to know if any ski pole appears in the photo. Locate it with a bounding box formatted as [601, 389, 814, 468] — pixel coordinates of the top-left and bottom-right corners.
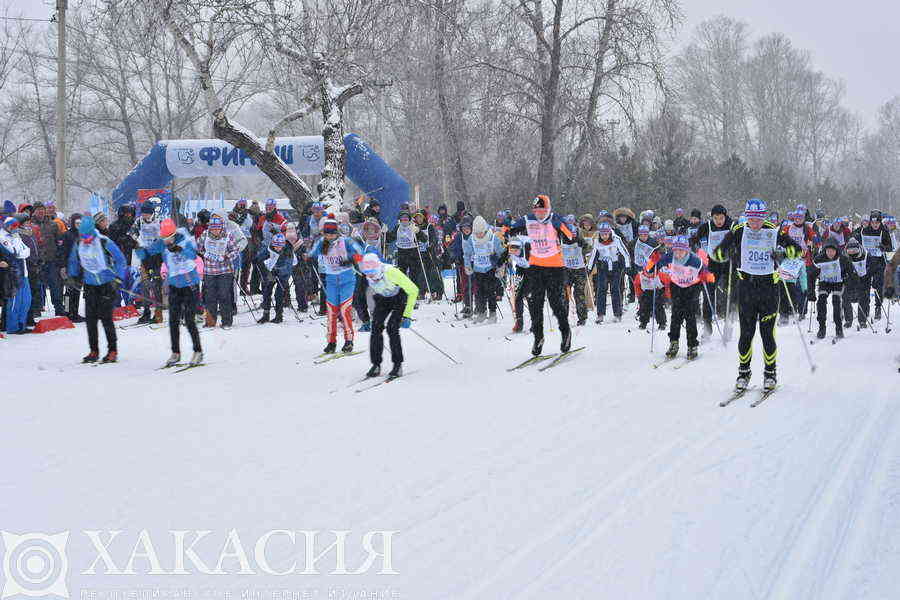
[781, 278, 817, 372]
[409, 327, 460, 364]
[114, 278, 164, 308]
[414, 242, 433, 300]
[702, 280, 726, 347]
[723, 261, 733, 342]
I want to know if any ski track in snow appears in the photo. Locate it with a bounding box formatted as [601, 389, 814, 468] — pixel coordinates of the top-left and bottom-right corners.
[4, 299, 900, 599]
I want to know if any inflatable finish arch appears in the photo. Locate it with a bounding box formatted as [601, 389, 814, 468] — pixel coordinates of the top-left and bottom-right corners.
[112, 133, 410, 227]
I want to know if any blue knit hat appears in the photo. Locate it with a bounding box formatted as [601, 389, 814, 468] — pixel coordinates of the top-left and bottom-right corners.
[79, 216, 96, 238]
[744, 198, 768, 219]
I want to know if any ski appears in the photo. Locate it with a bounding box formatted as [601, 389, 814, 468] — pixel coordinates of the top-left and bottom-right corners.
[672, 356, 699, 370]
[156, 363, 186, 370]
[720, 385, 756, 407]
[750, 386, 778, 408]
[354, 370, 418, 393]
[652, 356, 677, 369]
[173, 363, 207, 373]
[538, 346, 586, 372]
[507, 354, 556, 372]
[313, 350, 364, 365]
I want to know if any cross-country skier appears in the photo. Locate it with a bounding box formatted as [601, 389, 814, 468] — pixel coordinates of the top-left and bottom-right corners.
[503, 237, 532, 333]
[632, 225, 666, 330]
[589, 221, 630, 323]
[308, 217, 363, 353]
[808, 238, 851, 339]
[505, 195, 575, 356]
[256, 233, 297, 324]
[132, 202, 164, 324]
[67, 215, 127, 363]
[137, 218, 204, 368]
[852, 210, 894, 320]
[463, 216, 504, 323]
[691, 204, 734, 338]
[711, 198, 804, 392]
[358, 253, 419, 379]
[197, 215, 241, 329]
[842, 238, 871, 328]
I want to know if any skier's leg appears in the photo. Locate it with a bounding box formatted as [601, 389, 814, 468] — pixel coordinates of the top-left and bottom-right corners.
[685, 286, 700, 347]
[85, 285, 100, 353]
[527, 268, 546, 337]
[168, 285, 182, 354]
[669, 287, 684, 342]
[386, 295, 405, 365]
[737, 279, 758, 375]
[595, 269, 607, 316]
[370, 297, 389, 366]
[99, 283, 117, 352]
[545, 267, 570, 334]
[610, 268, 623, 317]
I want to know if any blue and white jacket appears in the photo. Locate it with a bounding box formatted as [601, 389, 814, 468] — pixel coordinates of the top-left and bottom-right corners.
[67, 233, 127, 287]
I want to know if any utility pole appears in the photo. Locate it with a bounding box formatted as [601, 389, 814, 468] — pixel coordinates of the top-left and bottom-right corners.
[55, 0, 67, 210]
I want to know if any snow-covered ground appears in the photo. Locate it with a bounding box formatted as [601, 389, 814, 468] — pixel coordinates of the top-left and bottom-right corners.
[4, 297, 900, 600]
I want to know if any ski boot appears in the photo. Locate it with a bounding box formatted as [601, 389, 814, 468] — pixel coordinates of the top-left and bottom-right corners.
[271, 312, 283, 324]
[472, 312, 486, 324]
[323, 341, 337, 354]
[859, 318, 868, 329]
[844, 317, 853, 329]
[203, 311, 216, 328]
[595, 314, 604, 324]
[686, 345, 698, 360]
[164, 353, 181, 368]
[485, 311, 497, 324]
[875, 308, 882, 321]
[658, 321, 667, 330]
[257, 311, 270, 324]
[613, 314, 622, 323]
[665, 340, 679, 358]
[735, 369, 751, 392]
[221, 323, 233, 330]
[189, 351, 204, 366]
[82, 351, 99, 364]
[816, 323, 826, 339]
[531, 335, 544, 356]
[101, 351, 117, 364]
[638, 322, 647, 330]
[577, 317, 586, 326]
[388, 363, 403, 379]
[561, 328, 572, 353]
[341, 340, 353, 353]
[461, 306, 472, 318]
[153, 308, 164, 324]
[763, 370, 777, 392]
[835, 321, 844, 339]
[512, 318, 523, 333]
[366, 364, 381, 378]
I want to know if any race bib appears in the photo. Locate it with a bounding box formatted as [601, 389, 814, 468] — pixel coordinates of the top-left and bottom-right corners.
[862, 234, 883, 257]
[79, 237, 107, 274]
[634, 240, 655, 267]
[204, 236, 228, 261]
[787, 225, 807, 251]
[816, 259, 842, 283]
[525, 219, 559, 259]
[666, 262, 700, 288]
[167, 249, 195, 277]
[777, 258, 803, 283]
[851, 257, 867, 277]
[396, 226, 417, 249]
[639, 273, 662, 290]
[472, 236, 494, 269]
[561, 243, 585, 269]
[140, 222, 160, 247]
[322, 238, 350, 274]
[617, 224, 634, 243]
[829, 230, 845, 247]
[740, 228, 778, 275]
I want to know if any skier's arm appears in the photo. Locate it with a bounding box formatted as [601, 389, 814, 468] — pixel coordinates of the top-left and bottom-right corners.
[67, 241, 81, 279]
[776, 230, 804, 259]
[385, 266, 419, 317]
[107, 239, 128, 281]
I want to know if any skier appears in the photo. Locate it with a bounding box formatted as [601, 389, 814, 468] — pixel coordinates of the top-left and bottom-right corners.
[132, 202, 164, 324]
[197, 215, 240, 329]
[412, 210, 445, 301]
[852, 210, 894, 320]
[256, 233, 297, 324]
[776, 249, 808, 325]
[648, 235, 712, 360]
[808, 237, 851, 339]
[590, 221, 630, 323]
[691, 204, 734, 336]
[462, 216, 504, 323]
[358, 253, 419, 379]
[354, 219, 385, 330]
[632, 225, 666, 330]
[711, 198, 804, 392]
[308, 218, 363, 353]
[503, 237, 532, 333]
[505, 195, 575, 355]
[560, 226, 592, 326]
[67, 215, 127, 363]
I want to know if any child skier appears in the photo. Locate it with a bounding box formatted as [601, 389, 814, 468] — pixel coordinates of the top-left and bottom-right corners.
[808, 238, 852, 339]
[197, 215, 240, 329]
[632, 225, 666, 330]
[590, 221, 630, 323]
[462, 215, 504, 323]
[256, 233, 297, 324]
[359, 253, 419, 379]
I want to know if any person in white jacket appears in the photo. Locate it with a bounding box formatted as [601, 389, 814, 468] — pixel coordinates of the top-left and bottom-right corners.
[0, 216, 33, 334]
[589, 221, 631, 323]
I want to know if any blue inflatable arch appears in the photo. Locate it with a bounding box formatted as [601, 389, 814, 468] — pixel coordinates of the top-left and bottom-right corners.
[112, 133, 410, 227]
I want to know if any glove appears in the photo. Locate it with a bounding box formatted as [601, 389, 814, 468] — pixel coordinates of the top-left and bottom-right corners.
[465, 266, 473, 276]
[401, 317, 412, 329]
[784, 246, 801, 259]
[169, 244, 183, 253]
[712, 247, 726, 263]
[358, 321, 371, 332]
[885, 286, 895, 299]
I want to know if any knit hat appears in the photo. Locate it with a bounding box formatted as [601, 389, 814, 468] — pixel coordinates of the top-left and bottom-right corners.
[597, 221, 612, 233]
[78, 216, 96, 238]
[744, 198, 768, 219]
[532, 195, 550, 210]
[459, 216, 473, 230]
[664, 219, 674, 231]
[159, 218, 177, 239]
[638, 224, 650, 235]
[870, 209, 883, 220]
[209, 215, 225, 231]
[690, 209, 701, 218]
[675, 208, 684, 216]
[507, 237, 522, 248]
[711, 204, 727, 216]
[311, 201, 324, 211]
[265, 198, 277, 209]
[398, 211, 411, 221]
[672, 235, 690, 251]
[140, 202, 155, 215]
[271, 233, 286, 249]
[360, 252, 384, 277]
[846, 238, 861, 251]
[455, 200, 466, 213]
[93, 211, 107, 224]
[473, 215, 489, 236]
[321, 218, 339, 234]
[234, 199, 247, 209]
[2, 216, 19, 231]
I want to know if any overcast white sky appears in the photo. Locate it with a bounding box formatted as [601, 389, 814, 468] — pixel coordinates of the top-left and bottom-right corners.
[6, 0, 898, 124]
